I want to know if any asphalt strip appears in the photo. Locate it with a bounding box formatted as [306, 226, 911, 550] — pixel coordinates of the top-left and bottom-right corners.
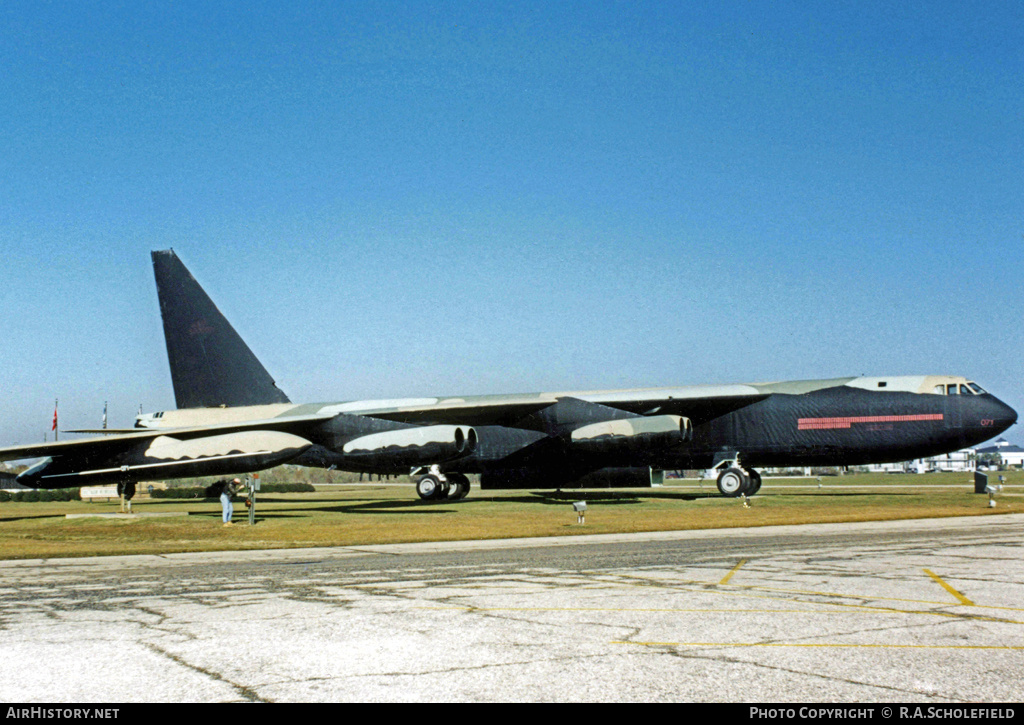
[1, 512, 1020, 573]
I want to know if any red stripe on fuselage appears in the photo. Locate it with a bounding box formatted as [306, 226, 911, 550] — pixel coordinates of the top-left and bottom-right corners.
[798, 414, 944, 430]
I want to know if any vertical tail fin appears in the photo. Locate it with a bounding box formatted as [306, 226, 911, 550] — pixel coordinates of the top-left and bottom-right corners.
[152, 250, 291, 409]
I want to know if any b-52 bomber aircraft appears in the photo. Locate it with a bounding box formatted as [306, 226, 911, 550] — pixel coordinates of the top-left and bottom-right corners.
[2, 250, 1017, 500]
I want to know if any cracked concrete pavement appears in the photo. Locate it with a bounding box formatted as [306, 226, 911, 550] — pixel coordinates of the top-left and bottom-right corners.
[1, 515, 1023, 702]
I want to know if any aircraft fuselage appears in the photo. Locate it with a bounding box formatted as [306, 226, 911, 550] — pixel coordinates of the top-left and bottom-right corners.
[131, 374, 1017, 489]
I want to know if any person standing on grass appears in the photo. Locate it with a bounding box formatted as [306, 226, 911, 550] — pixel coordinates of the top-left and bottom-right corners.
[221, 478, 242, 526]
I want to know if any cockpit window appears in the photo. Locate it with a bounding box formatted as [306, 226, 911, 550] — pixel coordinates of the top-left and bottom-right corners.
[959, 385, 973, 395]
[934, 385, 946, 395]
[969, 383, 986, 394]
[946, 384, 959, 395]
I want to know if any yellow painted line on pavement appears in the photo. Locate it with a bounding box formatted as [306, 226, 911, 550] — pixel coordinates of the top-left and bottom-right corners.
[591, 574, 949, 609]
[417, 604, 1019, 624]
[924, 569, 974, 606]
[719, 559, 747, 585]
[594, 572, 1018, 612]
[420, 606, 900, 614]
[614, 641, 1024, 650]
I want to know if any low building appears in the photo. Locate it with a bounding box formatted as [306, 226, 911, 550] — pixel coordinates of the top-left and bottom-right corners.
[862, 448, 976, 474]
[975, 438, 1024, 468]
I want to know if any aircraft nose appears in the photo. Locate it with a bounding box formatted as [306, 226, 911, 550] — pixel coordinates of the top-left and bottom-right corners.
[985, 396, 1018, 434]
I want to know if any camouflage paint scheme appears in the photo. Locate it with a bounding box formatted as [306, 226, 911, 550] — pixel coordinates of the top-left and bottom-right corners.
[0, 251, 1017, 493]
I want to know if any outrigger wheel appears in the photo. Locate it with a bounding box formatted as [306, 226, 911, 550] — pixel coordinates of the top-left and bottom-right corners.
[716, 467, 750, 498]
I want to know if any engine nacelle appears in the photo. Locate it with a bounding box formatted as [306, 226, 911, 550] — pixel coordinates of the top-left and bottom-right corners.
[341, 425, 477, 472]
[480, 466, 664, 490]
[569, 414, 691, 455]
[17, 431, 312, 488]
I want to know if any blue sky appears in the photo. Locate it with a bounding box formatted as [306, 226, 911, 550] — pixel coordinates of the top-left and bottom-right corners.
[1, 1, 1021, 445]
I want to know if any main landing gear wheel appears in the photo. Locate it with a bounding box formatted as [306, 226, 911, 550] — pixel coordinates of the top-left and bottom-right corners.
[716, 467, 750, 498]
[746, 469, 762, 496]
[415, 470, 471, 502]
[416, 474, 446, 501]
[445, 473, 471, 501]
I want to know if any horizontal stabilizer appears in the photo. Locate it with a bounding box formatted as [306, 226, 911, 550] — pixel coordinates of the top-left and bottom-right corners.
[65, 428, 146, 435]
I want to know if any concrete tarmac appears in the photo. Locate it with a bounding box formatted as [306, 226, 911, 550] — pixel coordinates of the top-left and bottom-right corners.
[1, 514, 1023, 703]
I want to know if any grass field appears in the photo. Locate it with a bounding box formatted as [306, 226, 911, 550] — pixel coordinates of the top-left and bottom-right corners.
[0, 471, 1020, 560]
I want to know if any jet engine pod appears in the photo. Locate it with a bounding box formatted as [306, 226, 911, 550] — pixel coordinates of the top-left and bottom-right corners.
[569, 414, 690, 455]
[17, 431, 312, 488]
[341, 425, 477, 471]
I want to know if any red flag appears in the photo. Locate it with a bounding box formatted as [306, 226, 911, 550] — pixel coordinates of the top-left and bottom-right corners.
[51, 402, 58, 431]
